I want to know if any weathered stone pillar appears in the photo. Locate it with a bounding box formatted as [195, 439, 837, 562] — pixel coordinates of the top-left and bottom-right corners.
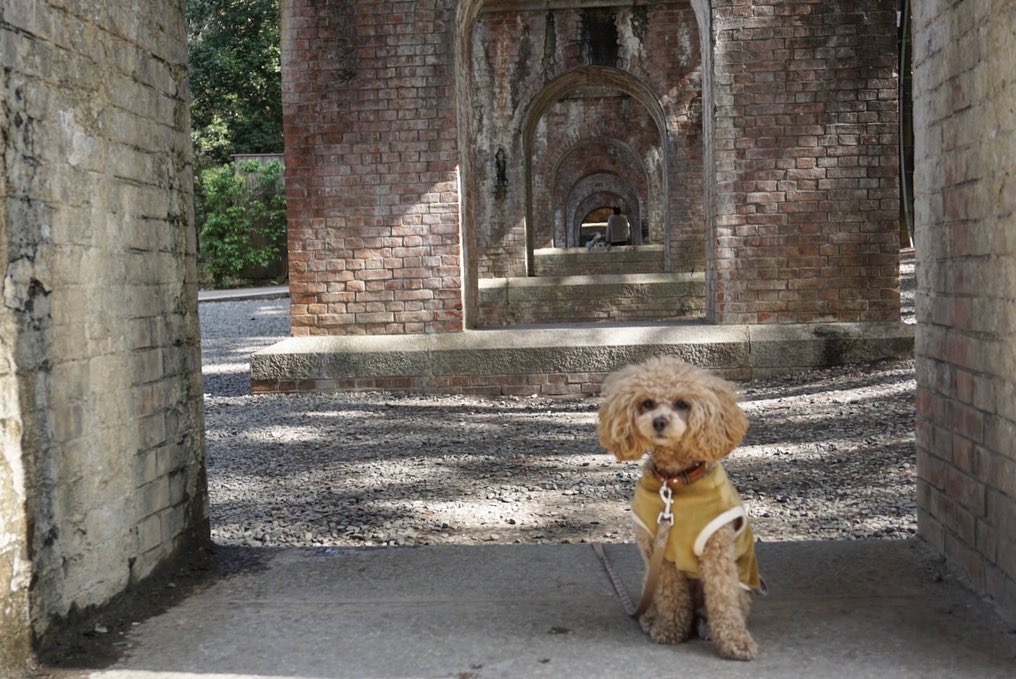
[1, 1, 207, 670]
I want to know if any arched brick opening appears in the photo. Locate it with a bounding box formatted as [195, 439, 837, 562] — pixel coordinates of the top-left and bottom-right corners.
[275, 0, 897, 335]
[521, 66, 671, 275]
[566, 177, 641, 247]
[533, 110, 660, 252]
[547, 139, 653, 249]
[455, 1, 705, 325]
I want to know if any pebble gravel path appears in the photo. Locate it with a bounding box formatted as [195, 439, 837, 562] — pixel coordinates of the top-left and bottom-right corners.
[199, 252, 918, 548]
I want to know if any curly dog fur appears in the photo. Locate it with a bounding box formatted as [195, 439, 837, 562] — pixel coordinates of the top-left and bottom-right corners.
[598, 356, 760, 660]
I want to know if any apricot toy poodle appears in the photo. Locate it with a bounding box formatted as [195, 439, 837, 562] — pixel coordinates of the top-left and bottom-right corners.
[598, 356, 763, 660]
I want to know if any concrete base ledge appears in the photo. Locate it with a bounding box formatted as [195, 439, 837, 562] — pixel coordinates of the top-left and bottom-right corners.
[479, 271, 698, 288]
[251, 321, 915, 395]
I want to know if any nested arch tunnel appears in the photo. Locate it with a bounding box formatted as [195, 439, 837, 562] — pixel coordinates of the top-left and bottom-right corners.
[548, 138, 654, 249]
[567, 177, 642, 247]
[455, 1, 708, 327]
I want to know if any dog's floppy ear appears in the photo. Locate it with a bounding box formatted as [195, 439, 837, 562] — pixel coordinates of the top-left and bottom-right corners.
[686, 374, 748, 460]
[597, 365, 646, 461]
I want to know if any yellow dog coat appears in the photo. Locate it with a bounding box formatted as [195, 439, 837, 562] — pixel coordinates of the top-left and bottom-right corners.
[631, 465, 763, 591]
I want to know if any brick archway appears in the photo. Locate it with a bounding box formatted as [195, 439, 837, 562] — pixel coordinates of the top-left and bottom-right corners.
[566, 177, 641, 248]
[544, 137, 654, 249]
[521, 66, 671, 274]
[455, 1, 708, 323]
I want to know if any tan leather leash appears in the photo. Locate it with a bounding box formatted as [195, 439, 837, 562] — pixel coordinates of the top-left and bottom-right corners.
[593, 481, 675, 618]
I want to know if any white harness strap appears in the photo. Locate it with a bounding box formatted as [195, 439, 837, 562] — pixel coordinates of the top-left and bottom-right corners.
[692, 506, 747, 558]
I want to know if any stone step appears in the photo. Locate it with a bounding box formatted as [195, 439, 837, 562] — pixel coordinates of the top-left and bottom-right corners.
[478, 272, 704, 327]
[533, 244, 665, 276]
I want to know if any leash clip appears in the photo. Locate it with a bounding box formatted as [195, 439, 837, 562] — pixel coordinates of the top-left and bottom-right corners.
[657, 483, 674, 526]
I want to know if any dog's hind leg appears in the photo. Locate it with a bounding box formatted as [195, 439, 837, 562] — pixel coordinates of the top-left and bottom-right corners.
[699, 525, 757, 660]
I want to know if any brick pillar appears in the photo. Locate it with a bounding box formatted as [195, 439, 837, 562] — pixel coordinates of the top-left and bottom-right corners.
[282, 0, 463, 335]
[913, 1, 1016, 623]
[708, 0, 900, 324]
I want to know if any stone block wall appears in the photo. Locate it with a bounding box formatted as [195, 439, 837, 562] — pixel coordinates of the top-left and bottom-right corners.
[1, 0, 207, 669]
[912, 1, 1016, 623]
[0, 130, 31, 679]
[281, 0, 464, 336]
[709, 0, 901, 324]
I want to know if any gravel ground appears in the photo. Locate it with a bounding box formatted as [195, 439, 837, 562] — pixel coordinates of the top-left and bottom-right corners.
[199, 252, 918, 548]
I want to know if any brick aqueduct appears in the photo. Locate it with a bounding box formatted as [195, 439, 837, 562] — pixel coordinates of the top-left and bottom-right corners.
[283, 0, 901, 334]
[2, 1, 1015, 674]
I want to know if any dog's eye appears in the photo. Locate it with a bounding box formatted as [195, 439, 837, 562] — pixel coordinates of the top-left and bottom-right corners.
[639, 399, 656, 412]
[674, 399, 690, 411]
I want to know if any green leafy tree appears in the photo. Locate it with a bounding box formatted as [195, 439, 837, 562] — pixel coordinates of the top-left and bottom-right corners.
[199, 160, 287, 285]
[187, 0, 282, 167]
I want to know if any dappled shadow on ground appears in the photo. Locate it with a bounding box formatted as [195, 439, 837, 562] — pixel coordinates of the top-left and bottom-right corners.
[202, 363, 916, 549]
[198, 295, 917, 550]
[198, 298, 289, 397]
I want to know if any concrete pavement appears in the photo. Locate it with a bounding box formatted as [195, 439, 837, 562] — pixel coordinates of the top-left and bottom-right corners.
[68, 539, 1015, 678]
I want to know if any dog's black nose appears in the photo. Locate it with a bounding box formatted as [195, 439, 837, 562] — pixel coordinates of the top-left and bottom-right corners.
[652, 416, 668, 433]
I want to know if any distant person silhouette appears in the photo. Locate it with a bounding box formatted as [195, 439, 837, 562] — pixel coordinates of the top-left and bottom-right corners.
[606, 207, 630, 246]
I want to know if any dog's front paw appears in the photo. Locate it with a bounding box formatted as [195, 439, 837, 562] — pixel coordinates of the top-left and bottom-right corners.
[647, 622, 686, 645]
[640, 614, 693, 645]
[715, 632, 758, 661]
[637, 611, 655, 636]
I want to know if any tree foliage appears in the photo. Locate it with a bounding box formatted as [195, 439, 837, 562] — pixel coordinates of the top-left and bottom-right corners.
[187, 0, 283, 167]
[199, 160, 287, 285]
